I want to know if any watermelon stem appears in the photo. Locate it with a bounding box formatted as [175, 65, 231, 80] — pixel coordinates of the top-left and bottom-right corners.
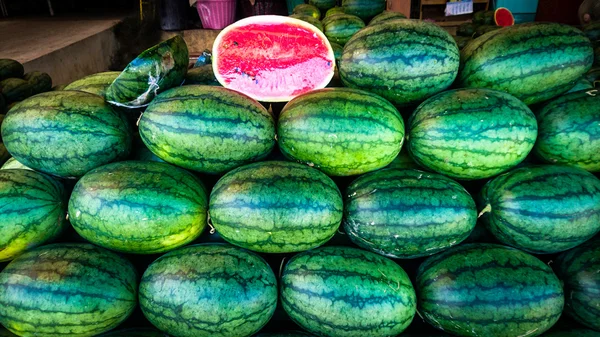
[279, 257, 287, 279]
[207, 213, 216, 235]
[478, 204, 492, 218]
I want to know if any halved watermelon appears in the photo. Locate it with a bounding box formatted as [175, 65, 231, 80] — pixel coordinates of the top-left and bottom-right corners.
[494, 7, 515, 27]
[212, 16, 335, 102]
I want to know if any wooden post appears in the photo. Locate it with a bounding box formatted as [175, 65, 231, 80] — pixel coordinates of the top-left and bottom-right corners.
[387, 0, 412, 18]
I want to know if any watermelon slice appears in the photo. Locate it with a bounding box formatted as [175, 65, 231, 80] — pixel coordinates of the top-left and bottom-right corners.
[212, 15, 335, 102]
[494, 7, 515, 27]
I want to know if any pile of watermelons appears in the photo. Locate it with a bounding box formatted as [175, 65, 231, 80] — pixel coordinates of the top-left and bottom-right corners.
[0, 59, 53, 114]
[1, 0, 600, 335]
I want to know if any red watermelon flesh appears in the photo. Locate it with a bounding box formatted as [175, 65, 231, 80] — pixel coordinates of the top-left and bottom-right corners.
[495, 7, 515, 27]
[213, 15, 335, 102]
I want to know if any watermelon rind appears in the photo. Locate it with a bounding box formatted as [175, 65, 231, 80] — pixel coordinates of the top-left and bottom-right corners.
[64, 71, 121, 97]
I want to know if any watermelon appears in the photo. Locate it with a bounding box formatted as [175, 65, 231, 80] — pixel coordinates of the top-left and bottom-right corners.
[184, 64, 219, 85]
[555, 239, 600, 331]
[534, 89, 600, 172]
[460, 23, 594, 105]
[478, 165, 600, 254]
[566, 77, 595, 93]
[330, 42, 343, 62]
[64, 71, 120, 97]
[369, 10, 407, 25]
[325, 6, 345, 17]
[407, 88, 537, 180]
[339, 19, 459, 106]
[1, 91, 132, 178]
[289, 14, 324, 31]
[583, 21, 600, 44]
[23, 71, 52, 95]
[278, 88, 404, 176]
[341, 0, 386, 21]
[139, 85, 275, 174]
[0, 169, 66, 262]
[417, 243, 564, 337]
[457, 22, 477, 37]
[309, 0, 336, 11]
[0, 59, 24, 81]
[139, 243, 277, 337]
[52, 84, 67, 91]
[454, 36, 472, 50]
[494, 7, 515, 27]
[473, 11, 486, 24]
[293, 4, 321, 19]
[323, 14, 365, 45]
[344, 168, 477, 259]
[0, 243, 138, 336]
[386, 147, 421, 169]
[212, 16, 335, 102]
[105, 35, 189, 108]
[131, 137, 164, 162]
[210, 161, 342, 253]
[69, 161, 208, 254]
[0, 157, 31, 170]
[281, 246, 416, 337]
[474, 24, 501, 37]
[100, 328, 167, 337]
[0, 78, 33, 102]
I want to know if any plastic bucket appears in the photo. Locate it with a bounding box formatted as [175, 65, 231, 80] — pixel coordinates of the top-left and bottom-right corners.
[196, 0, 237, 30]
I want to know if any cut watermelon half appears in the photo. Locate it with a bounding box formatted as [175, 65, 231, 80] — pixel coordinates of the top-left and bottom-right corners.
[212, 15, 336, 102]
[494, 7, 515, 27]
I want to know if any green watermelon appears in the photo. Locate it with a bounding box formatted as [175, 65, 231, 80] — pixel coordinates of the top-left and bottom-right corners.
[340, 19, 459, 106]
[0, 59, 24, 81]
[23, 71, 52, 95]
[0, 243, 138, 336]
[293, 4, 321, 19]
[289, 14, 324, 31]
[534, 89, 600, 172]
[457, 22, 477, 36]
[0, 157, 31, 170]
[0, 78, 33, 102]
[454, 35, 472, 50]
[69, 161, 208, 254]
[478, 165, 600, 254]
[385, 147, 421, 169]
[555, 239, 600, 331]
[139, 243, 277, 337]
[369, 10, 407, 25]
[278, 87, 404, 176]
[184, 65, 219, 85]
[105, 35, 189, 108]
[460, 23, 594, 105]
[139, 85, 275, 174]
[341, 0, 386, 21]
[1, 91, 132, 178]
[407, 88, 537, 180]
[323, 14, 365, 45]
[131, 137, 164, 162]
[0, 169, 66, 262]
[566, 77, 595, 93]
[330, 42, 343, 62]
[474, 24, 501, 37]
[325, 6, 345, 17]
[64, 71, 120, 97]
[52, 84, 67, 91]
[583, 21, 600, 43]
[210, 161, 342, 253]
[473, 10, 486, 24]
[309, 0, 336, 11]
[417, 243, 564, 337]
[281, 246, 416, 337]
[344, 168, 477, 259]
[99, 328, 167, 337]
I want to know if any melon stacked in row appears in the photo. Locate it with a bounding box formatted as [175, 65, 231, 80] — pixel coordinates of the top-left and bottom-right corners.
[0, 14, 599, 337]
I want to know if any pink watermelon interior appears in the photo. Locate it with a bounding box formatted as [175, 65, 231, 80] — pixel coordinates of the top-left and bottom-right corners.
[495, 8, 515, 27]
[213, 16, 335, 102]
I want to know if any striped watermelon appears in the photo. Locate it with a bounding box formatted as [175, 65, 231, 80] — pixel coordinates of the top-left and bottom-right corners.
[23, 71, 52, 95]
[0, 78, 33, 102]
[278, 88, 404, 176]
[369, 10, 407, 25]
[0, 243, 138, 336]
[281, 246, 416, 337]
[0, 59, 24, 81]
[323, 14, 365, 45]
[386, 147, 421, 169]
[64, 71, 121, 97]
[0, 157, 31, 170]
[100, 328, 167, 337]
[339, 19, 459, 106]
[555, 239, 600, 331]
[293, 4, 321, 19]
[308, 0, 336, 11]
[106, 36, 188, 108]
[478, 165, 600, 254]
[210, 161, 342, 253]
[407, 88, 538, 180]
[534, 89, 600, 172]
[1, 91, 132, 178]
[184, 65, 219, 85]
[341, 0, 386, 21]
[69, 161, 208, 254]
[139, 85, 275, 174]
[289, 14, 324, 31]
[417, 243, 564, 337]
[0, 169, 66, 262]
[459, 23, 594, 105]
[325, 7, 345, 17]
[139, 243, 277, 337]
[344, 168, 477, 259]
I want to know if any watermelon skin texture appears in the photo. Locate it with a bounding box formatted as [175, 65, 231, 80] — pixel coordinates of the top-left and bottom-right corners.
[210, 161, 342, 253]
[323, 14, 365, 45]
[308, 0, 335, 11]
[289, 14, 324, 32]
[369, 10, 407, 25]
[278, 88, 404, 176]
[0, 59, 24, 81]
[105, 36, 188, 108]
[0, 243, 138, 337]
[64, 71, 120, 97]
[1, 91, 132, 178]
[23, 71, 52, 95]
[341, 0, 385, 21]
[479, 165, 600, 254]
[344, 168, 477, 259]
[293, 4, 321, 19]
[0, 157, 31, 170]
[417, 243, 564, 337]
[534, 89, 600, 172]
[555, 239, 600, 331]
[69, 161, 208, 254]
[139, 85, 275, 174]
[325, 7, 345, 17]
[184, 65, 219, 86]
[281, 246, 416, 337]
[139, 243, 277, 337]
[460, 23, 594, 105]
[340, 19, 459, 106]
[0, 169, 66, 262]
[407, 88, 538, 180]
[0, 78, 32, 102]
